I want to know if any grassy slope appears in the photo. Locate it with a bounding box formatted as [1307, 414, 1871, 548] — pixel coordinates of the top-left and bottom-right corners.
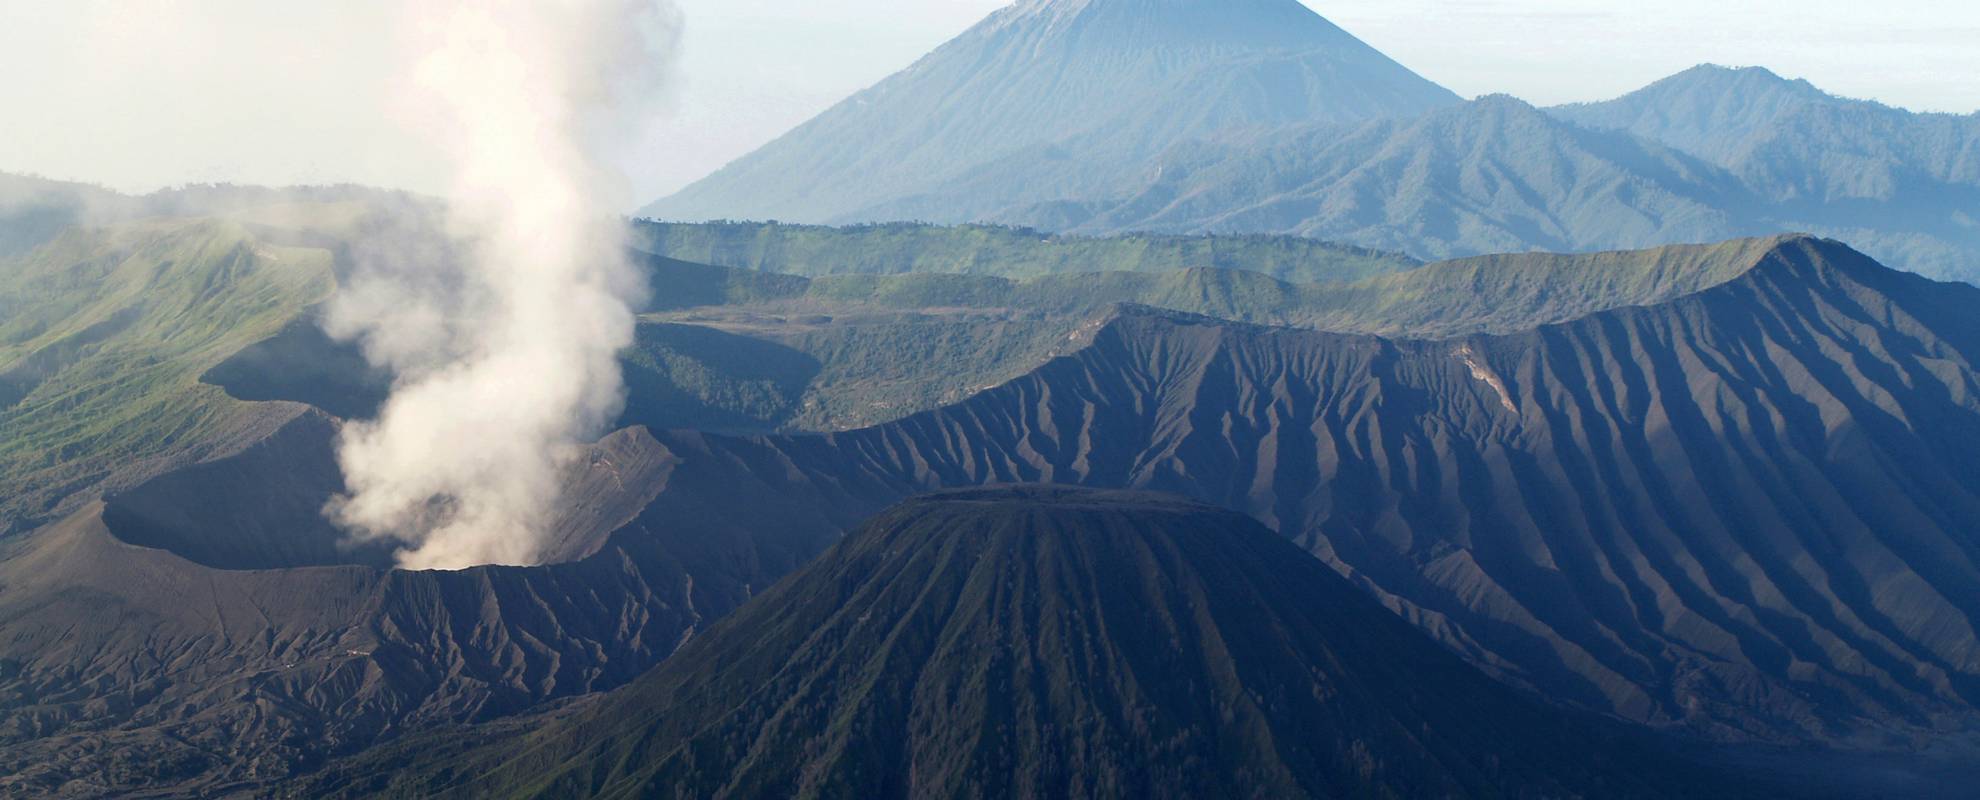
[644, 235, 1789, 331]
[6, 211, 1793, 523]
[619, 235, 1788, 433]
[0, 219, 334, 529]
[631, 220, 1419, 283]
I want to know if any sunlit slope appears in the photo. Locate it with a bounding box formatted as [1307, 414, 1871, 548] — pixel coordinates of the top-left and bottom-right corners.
[632, 220, 1419, 283]
[560, 236, 1980, 745]
[694, 236, 1980, 744]
[1550, 64, 1980, 280]
[10, 236, 1980, 795]
[642, 0, 1458, 225]
[643, 234, 1793, 335]
[0, 219, 334, 529]
[222, 235, 1794, 435]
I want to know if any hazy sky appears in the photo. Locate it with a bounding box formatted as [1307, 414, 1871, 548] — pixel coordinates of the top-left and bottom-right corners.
[3, 0, 1976, 202]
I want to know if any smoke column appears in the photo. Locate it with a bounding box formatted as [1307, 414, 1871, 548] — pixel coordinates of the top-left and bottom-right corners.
[325, 0, 679, 570]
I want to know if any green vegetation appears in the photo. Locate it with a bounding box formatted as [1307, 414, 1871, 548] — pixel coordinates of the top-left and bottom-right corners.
[0, 174, 121, 257]
[619, 235, 1791, 433]
[632, 220, 1418, 283]
[0, 219, 333, 529]
[0, 198, 1799, 532]
[642, 235, 1787, 331]
[617, 323, 819, 432]
[616, 312, 1075, 433]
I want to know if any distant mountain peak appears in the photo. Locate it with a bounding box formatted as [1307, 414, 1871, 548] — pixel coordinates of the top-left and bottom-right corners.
[1468, 92, 1542, 112]
[643, 0, 1457, 224]
[1002, 0, 1306, 17]
[1652, 63, 1832, 101]
[1683, 63, 1785, 79]
[1545, 61, 1980, 237]
[980, 0, 1359, 49]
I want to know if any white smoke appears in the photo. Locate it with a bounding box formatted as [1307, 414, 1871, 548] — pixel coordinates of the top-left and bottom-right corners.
[325, 0, 680, 570]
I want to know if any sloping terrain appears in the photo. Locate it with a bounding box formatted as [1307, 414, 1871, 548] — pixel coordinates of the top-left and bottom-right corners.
[1003, 86, 1975, 281]
[642, 0, 1458, 225]
[0, 420, 871, 798]
[619, 236, 1803, 429]
[747, 236, 1980, 746]
[1550, 65, 1980, 280]
[0, 182, 423, 535]
[641, 234, 1792, 335]
[1026, 95, 1768, 259]
[632, 220, 1419, 283]
[1551, 65, 1980, 201]
[303, 487, 1756, 800]
[638, 2, 1978, 282]
[8, 235, 1980, 795]
[0, 175, 127, 257]
[548, 235, 1980, 747]
[0, 218, 337, 532]
[218, 237, 1787, 435]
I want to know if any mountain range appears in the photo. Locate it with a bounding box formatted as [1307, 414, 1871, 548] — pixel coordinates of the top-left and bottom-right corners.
[7, 0, 1980, 795]
[643, 0, 1458, 226]
[300, 487, 1759, 799]
[9, 205, 1980, 795]
[642, 1, 1980, 283]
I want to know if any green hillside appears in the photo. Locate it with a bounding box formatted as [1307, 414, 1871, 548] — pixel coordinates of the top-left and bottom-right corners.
[3, 203, 1808, 531]
[632, 220, 1418, 283]
[603, 235, 1796, 432]
[0, 219, 334, 529]
[642, 234, 1792, 332]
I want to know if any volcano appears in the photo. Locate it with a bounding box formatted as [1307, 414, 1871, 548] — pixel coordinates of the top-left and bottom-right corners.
[641, 0, 1459, 226]
[307, 487, 1760, 799]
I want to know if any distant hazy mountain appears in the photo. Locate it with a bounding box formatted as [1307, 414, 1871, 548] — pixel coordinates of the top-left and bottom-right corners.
[1002, 85, 1977, 282]
[640, 0, 1459, 225]
[307, 488, 1755, 800]
[1551, 65, 1980, 278]
[0, 175, 126, 257]
[1552, 65, 1980, 200]
[1028, 95, 1768, 259]
[641, 4, 1978, 281]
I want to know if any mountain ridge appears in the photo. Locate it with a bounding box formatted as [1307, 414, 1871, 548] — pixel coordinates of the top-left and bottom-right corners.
[9, 235, 1980, 794]
[1552, 64, 1980, 162]
[636, 5, 1980, 281]
[642, 0, 1458, 224]
[1035, 94, 1764, 259]
[299, 487, 1764, 800]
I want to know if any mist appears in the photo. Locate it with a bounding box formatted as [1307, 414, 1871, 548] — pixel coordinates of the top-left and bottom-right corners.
[324, 0, 680, 570]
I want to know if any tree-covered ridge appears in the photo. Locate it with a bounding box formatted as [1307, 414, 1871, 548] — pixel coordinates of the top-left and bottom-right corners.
[1551, 64, 1980, 200]
[631, 219, 1419, 283]
[640, 233, 1806, 336]
[0, 218, 335, 529]
[638, 0, 1980, 285]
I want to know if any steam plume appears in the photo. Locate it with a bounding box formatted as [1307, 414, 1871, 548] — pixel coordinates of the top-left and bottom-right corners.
[325, 0, 679, 570]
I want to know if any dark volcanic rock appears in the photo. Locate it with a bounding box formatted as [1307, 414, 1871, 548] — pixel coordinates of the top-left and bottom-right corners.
[306, 487, 1761, 800]
[551, 235, 1980, 747]
[9, 236, 1980, 795]
[0, 424, 856, 797]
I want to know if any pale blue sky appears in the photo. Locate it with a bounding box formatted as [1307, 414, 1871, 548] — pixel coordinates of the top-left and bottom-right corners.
[2, 0, 1975, 200]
